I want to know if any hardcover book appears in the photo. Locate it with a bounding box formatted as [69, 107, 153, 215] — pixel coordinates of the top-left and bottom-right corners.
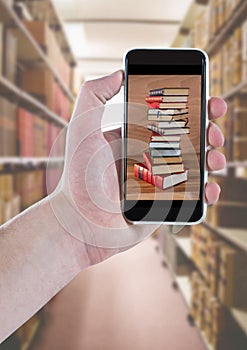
[148, 113, 189, 121]
[150, 133, 181, 142]
[151, 120, 188, 128]
[149, 141, 180, 149]
[148, 102, 188, 109]
[145, 95, 188, 103]
[0, 97, 17, 156]
[17, 108, 34, 157]
[134, 163, 188, 190]
[147, 108, 188, 116]
[149, 87, 189, 96]
[150, 148, 182, 157]
[147, 125, 190, 135]
[143, 151, 183, 166]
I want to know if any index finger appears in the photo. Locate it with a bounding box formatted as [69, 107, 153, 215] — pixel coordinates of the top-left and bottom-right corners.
[208, 97, 227, 120]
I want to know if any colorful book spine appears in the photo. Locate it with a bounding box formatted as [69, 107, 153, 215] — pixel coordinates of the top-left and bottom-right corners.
[17, 108, 34, 157]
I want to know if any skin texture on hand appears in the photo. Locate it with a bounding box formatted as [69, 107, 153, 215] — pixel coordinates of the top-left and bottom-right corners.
[0, 71, 227, 343]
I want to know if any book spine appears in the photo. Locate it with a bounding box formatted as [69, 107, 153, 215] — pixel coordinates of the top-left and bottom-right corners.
[0, 23, 3, 77]
[133, 163, 161, 188]
[218, 247, 236, 306]
[145, 96, 163, 102]
[147, 102, 160, 109]
[149, 89, 164, 96]
[143, 152, 152, 171]
[3, 27, 17, 83]
[18, 108, 34, 157]
[233, 26, 242, 86]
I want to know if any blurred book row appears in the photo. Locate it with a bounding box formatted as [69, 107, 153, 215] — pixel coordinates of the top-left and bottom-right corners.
[0, 0, 75, 348]
[160, 1, 247, 350]
[158, 224, 247, 350]
[0, 97, 65, 157]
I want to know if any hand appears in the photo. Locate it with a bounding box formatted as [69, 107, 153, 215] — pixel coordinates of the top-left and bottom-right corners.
[205, 97, 227, 204]
[49, 71, 226, 265]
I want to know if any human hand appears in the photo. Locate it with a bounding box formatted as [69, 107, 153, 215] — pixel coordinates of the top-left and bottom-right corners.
[49, 70, 226, 266]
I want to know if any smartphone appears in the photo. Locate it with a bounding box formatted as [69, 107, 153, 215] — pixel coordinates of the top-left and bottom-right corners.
[122, 48, 208, 224]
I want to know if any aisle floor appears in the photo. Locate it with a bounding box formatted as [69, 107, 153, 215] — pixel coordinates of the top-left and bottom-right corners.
[31, 238, 206, 350]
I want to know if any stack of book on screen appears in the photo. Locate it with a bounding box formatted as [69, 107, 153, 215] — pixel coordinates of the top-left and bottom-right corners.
[134, 87, 190, 190]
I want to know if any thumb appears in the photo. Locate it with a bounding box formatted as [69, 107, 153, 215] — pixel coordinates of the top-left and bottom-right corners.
[64, 70, 124, 172]
[72, 70, 124, 120]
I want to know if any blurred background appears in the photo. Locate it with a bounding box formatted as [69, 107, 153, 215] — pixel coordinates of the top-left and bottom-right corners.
[0, 0, 247, 349]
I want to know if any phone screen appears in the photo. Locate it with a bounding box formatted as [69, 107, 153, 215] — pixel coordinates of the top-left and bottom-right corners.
[123, 49, 207, 223]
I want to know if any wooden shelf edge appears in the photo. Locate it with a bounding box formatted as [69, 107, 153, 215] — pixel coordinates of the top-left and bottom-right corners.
[0, 157, 64, 165]
[21, 319, 40, 350]
[161, 249, 213, 350]
[0, 75, 68, 127]
[174, 236, 192, 259]
[207, 0, 247, 56]
[173, 235, 207, 279]
[171, 0, 207, 47]
[175, 275, 191, 307]
[202, 222, 247, 253]
[221, 79, 247, 101]
[160, 235, 246, 348]
[230, 307, 247, 336]
[48, 0, 77, 66]
[0, 0, 75, 102]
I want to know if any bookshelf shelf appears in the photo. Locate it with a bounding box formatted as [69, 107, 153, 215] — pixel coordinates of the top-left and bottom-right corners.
[175, 276, 191, 307]
[173, 235, 207, 280]
[207, 0, 247, 56]
[226, 161, 247, 168]
[0, 156, 64, 165]
[0, 0, 75, 102]
[174, 237, 192, 259]
[21, 320, 40, 350]
[169, 233, 247, 346]
[230, 307, 247, 336]
[172, 230, 247, 337]
[221, 80, 247, 101]
[202, 222, 247, 253]
[0, 157, 64, 173]
[175, 275, 214, 350]
[0, 75, 68, 127]
[167, 0, 247, 348]
[0, 1, 73, 348]
[17, 0, 77, 66]
[197, 327, 214, 350]
[172, 1, 207, 47]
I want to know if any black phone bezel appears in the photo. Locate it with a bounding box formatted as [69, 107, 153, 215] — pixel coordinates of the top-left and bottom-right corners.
[123, 49, 207, 223]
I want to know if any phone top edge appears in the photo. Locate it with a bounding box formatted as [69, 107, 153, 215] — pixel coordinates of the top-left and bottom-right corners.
[124, 47, 209, 60]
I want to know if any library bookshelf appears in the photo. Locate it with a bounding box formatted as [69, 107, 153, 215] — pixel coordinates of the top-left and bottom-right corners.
[0, 0, 76, 348]
[158, 1, 247, 350]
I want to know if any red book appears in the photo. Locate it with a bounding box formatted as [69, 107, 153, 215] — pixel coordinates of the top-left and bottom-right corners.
[133, 163, 139, 177]
[146, 96, 163, 102]
[146, 96, 188, 103]
[143, 168, 148, 182]
[17, 108, 34, 157]
[147, 102, 160, 109]
[147, 170, 153, 185]
[143, 151, 152, 171]
[133, 163, 188, 190]
[147, 102, 187, 109]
